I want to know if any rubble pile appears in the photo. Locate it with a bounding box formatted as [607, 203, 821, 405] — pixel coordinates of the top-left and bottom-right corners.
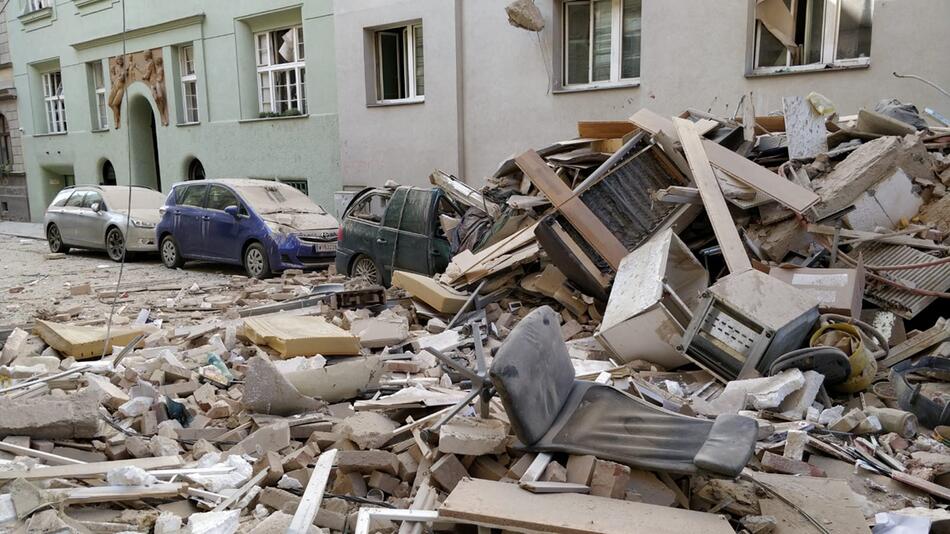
[1, 95, 950, 533]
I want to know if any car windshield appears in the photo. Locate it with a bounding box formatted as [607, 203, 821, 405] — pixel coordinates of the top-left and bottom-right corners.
[232, 183, 326, 215]
[100, 188, 167, 210]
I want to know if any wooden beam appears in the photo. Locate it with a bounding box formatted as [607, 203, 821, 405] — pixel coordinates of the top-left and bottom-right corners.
[672, 118, 752, 274]
[48, 483, 185, 504]
[577, 121, 637, 139]
[631, 109, 819, 213]
[440, 479, 737, 534]
[0, 441, 86, 465]
[288, 449, 338, 534]
[0, 456, 182, 481]
[516, 150, 628, 269]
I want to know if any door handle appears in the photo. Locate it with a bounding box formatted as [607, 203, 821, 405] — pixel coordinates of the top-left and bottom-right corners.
[376, 238, 387, 244]
[201, 215, 210, 221]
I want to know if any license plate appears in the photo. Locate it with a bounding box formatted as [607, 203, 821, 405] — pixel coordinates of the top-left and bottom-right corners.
[314, 242, 337, 253]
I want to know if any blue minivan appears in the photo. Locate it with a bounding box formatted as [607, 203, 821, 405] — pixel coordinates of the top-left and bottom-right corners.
[156, 179, 338, 278]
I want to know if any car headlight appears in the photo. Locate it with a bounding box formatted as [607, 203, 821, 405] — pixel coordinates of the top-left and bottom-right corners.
[265, 221, 296, 235]
[130, 218, 155, 229]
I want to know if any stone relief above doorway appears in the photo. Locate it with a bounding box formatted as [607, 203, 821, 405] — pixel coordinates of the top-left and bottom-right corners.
[108, 48, 169, 128]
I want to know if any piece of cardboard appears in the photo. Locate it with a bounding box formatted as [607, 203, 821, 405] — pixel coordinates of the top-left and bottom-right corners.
[769, 266, 864, 318]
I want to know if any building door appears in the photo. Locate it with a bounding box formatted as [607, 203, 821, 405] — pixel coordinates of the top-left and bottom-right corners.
[129, 95, 161, 191]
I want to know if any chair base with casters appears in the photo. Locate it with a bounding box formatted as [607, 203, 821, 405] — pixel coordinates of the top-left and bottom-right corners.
[490, 305, 758, 477]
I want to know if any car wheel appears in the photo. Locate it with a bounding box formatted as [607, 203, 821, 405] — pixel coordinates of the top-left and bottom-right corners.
[160, 235, 185, 269]
[244, 242, 271, 279]
[47, 224, 69, 254]
[105, 227, 126, 262]
[351, 254, 380, 285]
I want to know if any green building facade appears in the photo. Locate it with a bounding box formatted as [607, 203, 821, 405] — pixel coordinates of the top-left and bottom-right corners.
[6, 0, 340, 222]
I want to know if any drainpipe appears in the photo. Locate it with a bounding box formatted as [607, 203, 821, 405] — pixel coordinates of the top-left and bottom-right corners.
[454, 0, 466, 182]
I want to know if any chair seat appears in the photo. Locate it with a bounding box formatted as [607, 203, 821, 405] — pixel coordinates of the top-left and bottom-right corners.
[536, 382, 756, 476]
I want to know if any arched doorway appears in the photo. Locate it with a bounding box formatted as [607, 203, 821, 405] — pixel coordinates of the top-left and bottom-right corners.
[128, 94, 161, 190]
[101, 160, 117, 185]
[188, 158, 205, 181]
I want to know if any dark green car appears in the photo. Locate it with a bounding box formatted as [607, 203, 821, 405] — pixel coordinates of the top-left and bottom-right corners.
[335, 185, 463, 285]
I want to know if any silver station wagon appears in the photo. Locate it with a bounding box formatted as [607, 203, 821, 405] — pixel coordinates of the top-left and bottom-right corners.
[44, 185, 167, 261]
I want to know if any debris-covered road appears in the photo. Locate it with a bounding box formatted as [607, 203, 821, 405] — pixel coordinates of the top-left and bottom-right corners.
[1, 94, 949, 533]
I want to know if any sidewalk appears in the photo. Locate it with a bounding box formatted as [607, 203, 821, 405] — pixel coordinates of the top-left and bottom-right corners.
[0, 221, 44, 240]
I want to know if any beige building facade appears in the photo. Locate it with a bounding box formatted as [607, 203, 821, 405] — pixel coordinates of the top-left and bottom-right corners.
[334, 0, 950, 191]
[0, 12, 28, 221]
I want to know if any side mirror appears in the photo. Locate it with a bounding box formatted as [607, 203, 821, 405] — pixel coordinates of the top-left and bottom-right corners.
[224, 205, 240, 217]
[91, 202, 102, 213]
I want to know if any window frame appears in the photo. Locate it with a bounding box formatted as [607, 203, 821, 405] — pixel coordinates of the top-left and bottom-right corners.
[25, 0, 51, 13]
[559, 0, 641, 91]
[176, 184, 209, 208]
[254, 25, 307, 115]
[371, 22, 424, 105]
[750, 0, 872, 75]
[90, 61, 108, 131]
[42, 70, 67, 134]
[179, 45, 199, 124]
[0, 115, 10, 167]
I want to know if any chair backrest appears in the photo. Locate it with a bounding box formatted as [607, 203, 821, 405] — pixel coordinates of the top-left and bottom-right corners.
[490, 306, 576, 445]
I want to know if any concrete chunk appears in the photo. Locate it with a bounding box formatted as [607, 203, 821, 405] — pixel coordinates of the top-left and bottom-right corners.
[0, 391, 99, 439]
[438, 418, 508, 456]
[340, 412, 397, 449]
[700, 369, 806, 415]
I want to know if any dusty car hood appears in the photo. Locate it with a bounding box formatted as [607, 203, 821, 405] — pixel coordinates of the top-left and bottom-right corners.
[114, 208, 162, 224]
[261, 212, 338, 232]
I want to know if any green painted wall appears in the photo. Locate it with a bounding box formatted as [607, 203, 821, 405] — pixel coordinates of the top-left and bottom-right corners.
[6, 0, 341, 222]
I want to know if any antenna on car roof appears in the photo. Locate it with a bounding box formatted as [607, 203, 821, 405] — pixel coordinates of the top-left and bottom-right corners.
[100, 0, 132, 359]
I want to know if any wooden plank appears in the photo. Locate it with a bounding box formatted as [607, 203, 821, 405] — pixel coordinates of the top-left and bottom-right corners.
[48, 483, 185, 504]
[631, 109, 819, 213]
[0, 441, 85, 465]
[881, 318, 950, 368]
[0, 456, 183, 481]
[516, 150, 628, 269]
[806, 224, 948, 251]
[288, 449, 338, 534]
[577, 121, 636, 139]
[439, 479, 736, 534]
[752, 473, 869, 534]
[672, 118, 752, 274]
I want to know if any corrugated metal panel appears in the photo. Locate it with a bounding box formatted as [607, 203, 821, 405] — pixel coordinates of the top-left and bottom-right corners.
[857, 243, 950, 319]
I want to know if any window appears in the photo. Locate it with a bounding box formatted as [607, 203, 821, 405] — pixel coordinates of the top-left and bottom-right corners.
[82, 191, 103, 210]
[177, 185, 207, 207]
[400, 189, 431, 235]
[180, 45, 199, 123]
[51, 189, 72, 207]
[90, 62, 108, 130]
[206, 185, 240, 211]
[373, 23, 424, 103]
[280, 179, 308, 195]
[562, 0, 641, 87]
[25, 0, 50, 13]
[65, 190, 86, 208]
[42, 71, 67, 133]
[102, 161, 116, 185]
[350, 193, 389, 224]
[255, 26, 306, 115]
[188, 158, 205, 181]
[752, 0, 872, 71]
[0, 115, 10, 167]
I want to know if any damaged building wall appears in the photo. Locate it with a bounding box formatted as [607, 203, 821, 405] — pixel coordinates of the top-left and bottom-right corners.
[335, 0, 950, 190]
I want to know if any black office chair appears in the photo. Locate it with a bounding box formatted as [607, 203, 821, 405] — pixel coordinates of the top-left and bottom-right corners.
[490, 306, 757, 476]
